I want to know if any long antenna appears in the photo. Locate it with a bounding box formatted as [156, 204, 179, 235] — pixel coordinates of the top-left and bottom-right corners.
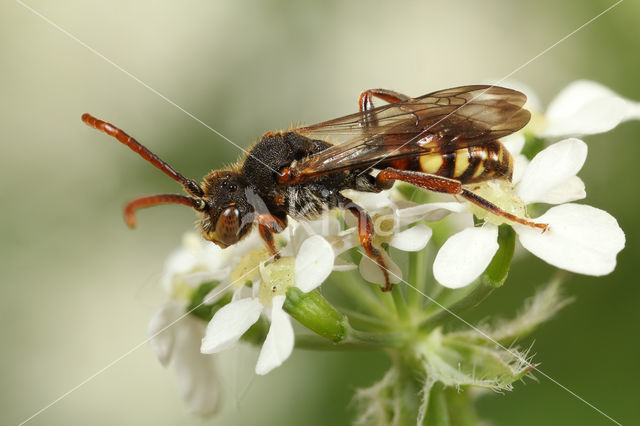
[123, 194, 206, 228]
[81, 113, 204, 197]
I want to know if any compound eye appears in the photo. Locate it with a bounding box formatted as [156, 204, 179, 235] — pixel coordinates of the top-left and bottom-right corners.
[215, 206, 240, 246]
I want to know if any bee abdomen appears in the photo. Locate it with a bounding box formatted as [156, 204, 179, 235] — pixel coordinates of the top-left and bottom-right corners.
[418, 141, 513, 184]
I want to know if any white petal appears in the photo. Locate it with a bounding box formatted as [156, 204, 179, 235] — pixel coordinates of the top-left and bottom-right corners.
[389, 224, 432, 251]
[502, 134, 526, 157]
[543, 80, 640, 137]
[359, 250, 402, 285]
[161, 247, 198, 291]
[294, 235, 334, 292]
[326, 228, 359, 256]
[181, 270, 230, 289]
[148, 302, 185, 367]
[196, 241, 227, 271]
[516, 138, 587, 205]
[535, 176, 586, 204]
[397, 202, 466, 225]
[433, 225, 499, 289]
[341, 188, 395, 212]
[171, 317, 222, 416]
[516, 204, 625, 276]
[332, 258, 357, 271]
[255, 296, 294, 375]
[200, 298, 263, 353]
[511, 154, 529, 186]
[291, 216, 341, 250]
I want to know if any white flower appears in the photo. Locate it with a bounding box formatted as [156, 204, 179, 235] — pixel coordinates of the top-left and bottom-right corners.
[541, 80, 640, 138]
[342, 188, 463, 285]
[161, 233, 230, 299]
[148, 231, 261, 416]
[503, 80, 640, 139]
[148, 301, 221, 416]
[200, 235, 335, 375]
[433, 138, 625, 289]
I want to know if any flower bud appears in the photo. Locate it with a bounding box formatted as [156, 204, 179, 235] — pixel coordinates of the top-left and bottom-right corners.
[283, 287, 348, 342]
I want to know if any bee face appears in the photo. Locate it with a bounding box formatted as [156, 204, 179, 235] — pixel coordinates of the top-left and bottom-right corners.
[200, 170, 254, 248]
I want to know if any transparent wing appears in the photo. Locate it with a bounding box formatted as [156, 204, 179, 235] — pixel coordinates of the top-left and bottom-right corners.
[293, 85, 530, 176]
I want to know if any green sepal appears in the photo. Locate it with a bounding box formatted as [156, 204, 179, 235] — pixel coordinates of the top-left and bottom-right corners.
[418, 328, 531, 391]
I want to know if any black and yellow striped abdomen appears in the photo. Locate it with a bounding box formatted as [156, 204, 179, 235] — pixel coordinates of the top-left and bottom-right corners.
[417, 141, 513, 184]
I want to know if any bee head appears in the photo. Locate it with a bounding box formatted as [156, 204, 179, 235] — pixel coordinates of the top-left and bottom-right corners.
[199, 170, 255, 248]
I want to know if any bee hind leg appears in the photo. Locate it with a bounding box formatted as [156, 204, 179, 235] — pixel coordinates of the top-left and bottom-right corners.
[376, 168, 548, 231]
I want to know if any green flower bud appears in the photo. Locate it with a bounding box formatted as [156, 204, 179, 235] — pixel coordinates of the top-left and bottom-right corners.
[283, 287, 348, 343]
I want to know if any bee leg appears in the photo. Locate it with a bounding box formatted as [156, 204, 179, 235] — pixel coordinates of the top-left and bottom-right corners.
[341, 197, 393, 292]
[376, 168, 548, 231]
[359, 89, 410, 112]
[256, 213, 288, 259]
[359, 89, 410, 128]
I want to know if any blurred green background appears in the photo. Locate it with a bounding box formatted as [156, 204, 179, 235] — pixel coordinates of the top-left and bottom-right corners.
[1, 1, 638, 425]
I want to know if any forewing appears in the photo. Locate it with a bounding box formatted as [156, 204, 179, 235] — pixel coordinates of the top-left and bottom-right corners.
[294, 85, 530, 176]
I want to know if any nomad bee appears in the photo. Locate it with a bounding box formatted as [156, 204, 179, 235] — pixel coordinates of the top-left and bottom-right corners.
[83, 85, 547, 291]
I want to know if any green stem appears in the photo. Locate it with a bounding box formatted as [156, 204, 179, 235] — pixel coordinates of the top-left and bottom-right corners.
[424, 382, 450, 426]
[442, 387, 478, 426]
[330, 270, 390, 319]
[421, 384, 479, 426]
[418, 281, 495, 330]
[340, 308, 392, 331]
[345, 327, 405, 347]
[393, 360, 422, 426]
[392, 284, 410, 323]
[407, 248, 429, 311]
[294, 333, 385, 351]
[376, 288, 399, 320]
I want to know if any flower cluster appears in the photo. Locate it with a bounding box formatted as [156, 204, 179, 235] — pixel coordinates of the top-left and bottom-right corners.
[146, 80, 636, 421]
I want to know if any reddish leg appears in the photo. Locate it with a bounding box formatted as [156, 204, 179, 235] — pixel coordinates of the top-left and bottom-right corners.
[359, 89, 411, 129]
[359, 88, 410, 112]
[377, 168, 548, 231]
[341, 199, 393, 292]
[278, 89, 411, 187]
[256, 213, 287, 259]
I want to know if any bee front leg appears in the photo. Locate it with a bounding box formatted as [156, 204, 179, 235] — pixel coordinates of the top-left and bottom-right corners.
[256, 213, 287, 259]
[340, 197, 393, 292]
[376, 168, 548, 231]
